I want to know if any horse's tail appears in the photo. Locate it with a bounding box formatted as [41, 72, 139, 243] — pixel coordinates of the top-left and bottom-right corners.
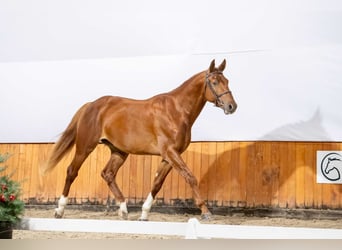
[41, 103, 90, 175]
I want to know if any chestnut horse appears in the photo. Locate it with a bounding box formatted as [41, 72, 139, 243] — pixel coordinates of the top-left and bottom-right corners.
[43, 59, 237, 220]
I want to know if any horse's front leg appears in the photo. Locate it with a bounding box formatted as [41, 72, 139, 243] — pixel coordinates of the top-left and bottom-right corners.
[164, 148, 211, 220]
[139, 160, 172, 221]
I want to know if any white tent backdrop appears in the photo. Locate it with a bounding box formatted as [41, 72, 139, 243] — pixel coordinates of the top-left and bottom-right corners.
[0, 0, 341, 142]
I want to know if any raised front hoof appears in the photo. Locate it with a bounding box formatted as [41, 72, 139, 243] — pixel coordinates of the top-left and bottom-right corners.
[200, 212, 212, 221]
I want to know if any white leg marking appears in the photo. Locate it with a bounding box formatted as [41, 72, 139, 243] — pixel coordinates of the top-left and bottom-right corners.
[139, 192, 154, 221]
[55, 195, 68, 218]
[118, 201, 128, 219]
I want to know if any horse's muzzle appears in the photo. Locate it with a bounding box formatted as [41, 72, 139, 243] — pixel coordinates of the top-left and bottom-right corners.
[223, 103, 237, 115]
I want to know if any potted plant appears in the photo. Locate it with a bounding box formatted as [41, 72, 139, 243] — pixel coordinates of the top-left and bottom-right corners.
[0, 153, 25, 239]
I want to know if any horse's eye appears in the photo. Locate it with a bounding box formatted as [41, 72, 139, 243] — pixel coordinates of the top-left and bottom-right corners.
[213, 80, 218, 85]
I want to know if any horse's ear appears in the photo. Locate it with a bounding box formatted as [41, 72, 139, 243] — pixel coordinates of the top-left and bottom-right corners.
[209, 59, 216, 73]
[218, 59, 226, 72]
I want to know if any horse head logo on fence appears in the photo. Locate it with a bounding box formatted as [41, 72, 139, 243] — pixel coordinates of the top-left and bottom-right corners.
[321, 152, 342, 182]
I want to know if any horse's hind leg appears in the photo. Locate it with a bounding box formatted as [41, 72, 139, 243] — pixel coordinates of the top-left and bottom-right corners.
[101, 150, 128, 219]
[55, 148, 95, 218]
[139, 160, 172, 221]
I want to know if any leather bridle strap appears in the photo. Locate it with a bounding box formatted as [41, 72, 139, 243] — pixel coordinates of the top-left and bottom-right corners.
[205, 72, 232, 106]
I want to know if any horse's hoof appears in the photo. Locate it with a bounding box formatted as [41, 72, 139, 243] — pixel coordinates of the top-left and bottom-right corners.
[118, 210, 128, 220]
[54, 209, 63, 219]
[138, 218, 148, 221]
[200, 213, 212, 221]
[122, 213, 128, 220]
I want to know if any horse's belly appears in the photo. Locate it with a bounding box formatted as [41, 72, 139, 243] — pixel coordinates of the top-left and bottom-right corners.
[118, 142, 160, 155]
[122, 138, 160, 155]
[103, 129, 160, 155]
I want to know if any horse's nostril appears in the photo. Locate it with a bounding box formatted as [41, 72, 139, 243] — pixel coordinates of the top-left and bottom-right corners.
[228, 104, 234, 111]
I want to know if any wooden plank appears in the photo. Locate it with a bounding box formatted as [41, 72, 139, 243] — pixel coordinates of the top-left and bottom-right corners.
[270, 142, 280, 207]
[199, 142, 210, 201]
[286, 142, 296, 208]
[214, 142, 228, 206]
[261, 142, 272, 207]
[142, 155, 152, 198]
[245, 142, 257, 207]
[44, 144, 55, 202]
[22, 144, 36, 202]
[35, 144, 52, 203]
[253, 142, 265, 207]
[207, 142, 217, 204]
[303, 143, 315, 208]
[278, 142, 289, 208]
[295, 143, 306, 208]
[222, 142, 233, 206]
[28, 144, 39, 200]
[312, 142, 323, 208]
[321, 143, 332, 208]
[238, 142, 248, 207]
[229, 142, 241, 207]
[87, 148, 97, 202]
[131, 155, 144, 203]
[17, 145, 26, 198]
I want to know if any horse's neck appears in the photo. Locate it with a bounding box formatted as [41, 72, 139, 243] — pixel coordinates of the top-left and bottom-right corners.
[170, 71, 207, 124]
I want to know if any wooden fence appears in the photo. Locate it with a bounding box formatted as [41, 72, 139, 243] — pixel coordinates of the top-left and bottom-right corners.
[0, 142, 341, 209]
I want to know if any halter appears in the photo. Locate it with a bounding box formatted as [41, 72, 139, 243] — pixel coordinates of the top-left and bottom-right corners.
[205, 71, 232, 107]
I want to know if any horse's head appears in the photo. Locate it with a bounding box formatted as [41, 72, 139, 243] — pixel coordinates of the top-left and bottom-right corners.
[325, 157, 342, 175]
[205, 59, 237, 115]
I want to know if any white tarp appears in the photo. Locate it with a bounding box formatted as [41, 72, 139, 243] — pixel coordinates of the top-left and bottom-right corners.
[0, 0, 341, 142]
